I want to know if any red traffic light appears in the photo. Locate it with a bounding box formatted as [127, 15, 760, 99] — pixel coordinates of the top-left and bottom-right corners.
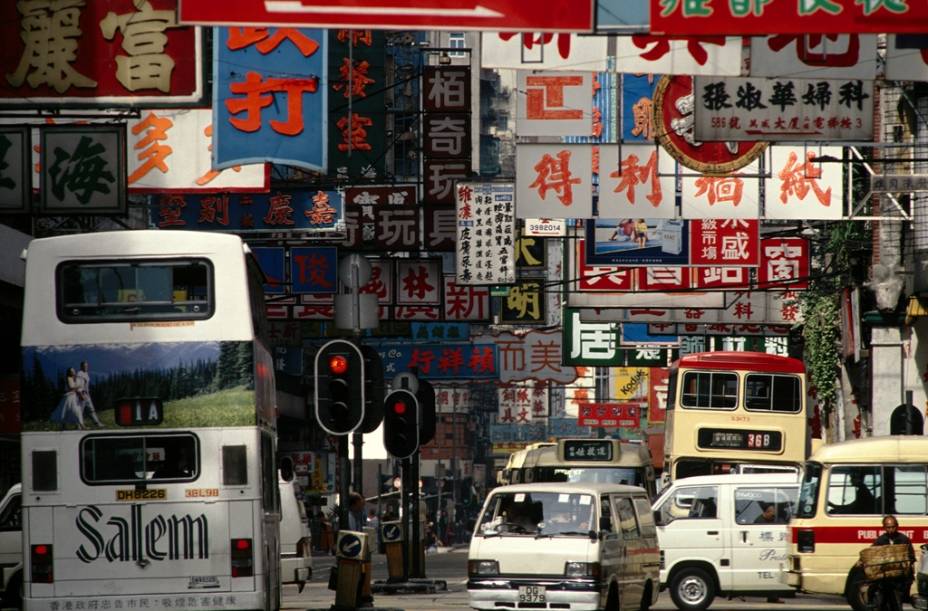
[328, 355, 349, 375]
[392, 401, 407, 415]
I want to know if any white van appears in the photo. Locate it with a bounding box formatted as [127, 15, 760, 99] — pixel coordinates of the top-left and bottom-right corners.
[468, 482, 659, 611]
[278, 476, 312, 592]
[654, 473, 800, 611]
[0, 484, 21, 609]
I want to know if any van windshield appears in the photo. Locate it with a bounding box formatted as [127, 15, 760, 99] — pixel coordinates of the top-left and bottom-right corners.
[533, 466, 644, 487]
[797, 462, 822, 518]
[477, 491, 594, 536]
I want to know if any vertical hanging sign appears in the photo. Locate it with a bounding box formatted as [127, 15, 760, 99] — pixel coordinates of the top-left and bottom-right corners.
[328, 29, 387, 181]
[455, 182, 516, 285]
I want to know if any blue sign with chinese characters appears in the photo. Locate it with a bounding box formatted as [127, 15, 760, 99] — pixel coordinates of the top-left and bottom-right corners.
[252, 247, 286, 294]
[214, 27, 327, 171]
[372, 343, 499, 380]
[622, 73, 660, 143]
[291, 247, 337, 294]
[150, 190, 342, 232]
[410, 322, 471, 342]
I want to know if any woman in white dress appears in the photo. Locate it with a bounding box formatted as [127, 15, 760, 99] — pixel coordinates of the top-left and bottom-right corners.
[51, 368, 84, 429]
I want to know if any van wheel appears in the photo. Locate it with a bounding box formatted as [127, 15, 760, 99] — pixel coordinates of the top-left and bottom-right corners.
[604, 585, 619, 611]
[640, 582, 654, 611]
[846, 567, 869, 611]
[670, 567, 715, 611]
[1, 571, 22, 610]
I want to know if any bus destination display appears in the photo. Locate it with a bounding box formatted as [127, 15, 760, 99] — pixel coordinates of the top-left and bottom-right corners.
[696, 428, 783, 452]
[563, 439, 614, 462]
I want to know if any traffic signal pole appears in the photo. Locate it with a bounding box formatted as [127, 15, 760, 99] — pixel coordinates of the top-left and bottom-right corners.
[338, 435, 350, 531]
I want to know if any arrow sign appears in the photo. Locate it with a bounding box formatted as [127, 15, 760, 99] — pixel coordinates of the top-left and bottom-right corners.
[179, 0, 593, 32]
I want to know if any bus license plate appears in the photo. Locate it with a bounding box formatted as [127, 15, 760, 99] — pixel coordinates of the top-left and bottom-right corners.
[518, 585, 546, 603]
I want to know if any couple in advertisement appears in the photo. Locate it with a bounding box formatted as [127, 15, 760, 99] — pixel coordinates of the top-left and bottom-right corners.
[51, 361, 103, 429]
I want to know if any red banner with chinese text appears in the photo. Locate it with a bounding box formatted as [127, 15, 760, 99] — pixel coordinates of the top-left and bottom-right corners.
[578, 402, 642, 428]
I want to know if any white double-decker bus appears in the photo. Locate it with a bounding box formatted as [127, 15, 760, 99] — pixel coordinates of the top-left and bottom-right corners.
[19, 231, 281, 611]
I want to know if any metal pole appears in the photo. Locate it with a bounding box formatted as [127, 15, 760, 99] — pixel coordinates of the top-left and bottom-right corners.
[338, 435, 350, 531]
[353, 432, 363, 498]
[410, 450, 423, 578]
[400, 457, 411, 582]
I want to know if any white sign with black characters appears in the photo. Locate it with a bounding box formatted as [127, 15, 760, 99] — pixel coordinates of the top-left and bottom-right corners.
[455, 182, 516, 285]
[694, 76, 873, 142]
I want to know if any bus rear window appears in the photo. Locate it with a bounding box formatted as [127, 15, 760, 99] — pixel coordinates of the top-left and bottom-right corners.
[681, 371, 737, 409]
[81, 434, 199, 484]
[745, 374, 801, 412]
[58, 259, 212, 323]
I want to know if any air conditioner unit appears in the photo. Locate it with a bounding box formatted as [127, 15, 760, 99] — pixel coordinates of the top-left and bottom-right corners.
[335, 530, 369, 560]
[661, 220, 685, 255]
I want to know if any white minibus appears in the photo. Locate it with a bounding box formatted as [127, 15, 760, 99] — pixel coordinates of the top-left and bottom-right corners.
[468, 482, 659, 611]
[654, 473, 799, 611]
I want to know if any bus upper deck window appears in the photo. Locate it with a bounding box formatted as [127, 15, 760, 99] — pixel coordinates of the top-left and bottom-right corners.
[223, 445, 248, 486]
[57, 259, 213, 323]
[32, 450, 58, 491]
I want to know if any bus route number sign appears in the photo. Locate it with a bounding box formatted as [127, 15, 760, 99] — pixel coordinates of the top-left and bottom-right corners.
[563, 440, 613, 462]
[697, 428, 783, 452]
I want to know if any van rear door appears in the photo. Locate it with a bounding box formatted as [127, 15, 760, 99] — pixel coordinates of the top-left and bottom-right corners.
[729, 485, 796, 592]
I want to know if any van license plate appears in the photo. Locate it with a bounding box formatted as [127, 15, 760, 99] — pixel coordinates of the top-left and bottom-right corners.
[518, 585, 546, 603]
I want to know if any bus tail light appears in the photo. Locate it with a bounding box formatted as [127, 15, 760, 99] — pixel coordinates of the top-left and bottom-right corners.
[797, 529, 815, 553]
[31, 544, 53, 583]
[231, 538, 253, 577]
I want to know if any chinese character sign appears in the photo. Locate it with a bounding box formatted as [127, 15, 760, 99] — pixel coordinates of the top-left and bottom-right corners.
[759, 238, 810, 290]
[576, 240, 634, 292]
[516, 71, 593, 137]
[396, 259, 442, 305]
[481, 33, 608, 72]
[651, 1, 928, 35]
[372, 343, 499, 380]
[516, 144, 593, 219]
[0, 127, 29, 213]
[694, 77, 873, 142]
[151, 189, 342, 232]
[648, 367, 670, 423]
[614, 36, 741, 76]
[0, 0, 203, 106]
[423, 66, 472, 204]
[622, 73, 660, 143]
[456, 182, 516, 285]
[214, 27, 326, 172]
[328, 30, 386, 181]
[765, 146, 843, 220]
[39, 125, 126, 214]
[496, 329, 579, 384]
[443, 276, 492, 322]
[341, 204, 421, 251]
[750, 35, 878, 80]
[689, 219, 760, 267]
[127, 108, 268, 192]
[252, 247, 286, 294]
[578, 403, 641, 428]
[599, 144, 677, 219]
[501, 280, 546, 325]
[290, 247, 337, 294]
[563, 308, 620, 366]
[681, 160, 760, 219]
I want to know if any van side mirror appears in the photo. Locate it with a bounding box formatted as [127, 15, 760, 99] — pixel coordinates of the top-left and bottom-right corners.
[599, 516, 611, 532]
[653, 509, 665, 526]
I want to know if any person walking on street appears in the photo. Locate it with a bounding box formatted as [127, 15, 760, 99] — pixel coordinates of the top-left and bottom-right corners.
[866, 515, 915, 611]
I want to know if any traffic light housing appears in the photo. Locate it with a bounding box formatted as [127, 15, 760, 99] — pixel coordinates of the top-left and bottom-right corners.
[383, 389, 419, 459]
[416, 379, 437, 447]
[313, 340, 364, 435]
[358, 345, 384, 434]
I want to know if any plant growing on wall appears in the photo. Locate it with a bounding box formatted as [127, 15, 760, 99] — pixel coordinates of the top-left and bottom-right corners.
[800, 221, 869, 422]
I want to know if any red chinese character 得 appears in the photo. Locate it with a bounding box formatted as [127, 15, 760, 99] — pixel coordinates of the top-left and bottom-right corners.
[336, 113, 373, 152]
[529, 150, 581, 206]
[225, 71, 319, 136]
